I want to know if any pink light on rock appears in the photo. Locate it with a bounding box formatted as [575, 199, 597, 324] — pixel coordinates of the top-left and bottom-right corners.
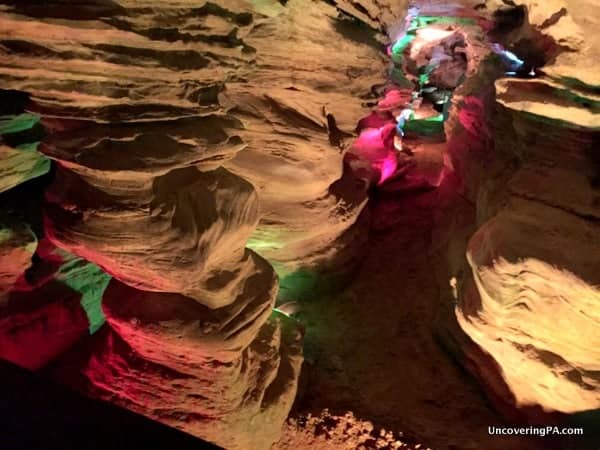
[348, 123, 398, 185]
[353, 123, 396, 158]
[377, 152, 398, 185]
[357, 111, 393, 133]
[378, 89, 413, 112]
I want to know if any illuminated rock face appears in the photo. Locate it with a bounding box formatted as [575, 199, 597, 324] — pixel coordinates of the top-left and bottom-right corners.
[0, 237, 110, 369]
[0, 95, 51, 194]
[56, 278, 303, 450]
[448, 0, 600, 418]
[0, 216, 36, 297]
[461, 201, 600, 414]
[0, 91, 109, 370]
[1, 0, 597, 444]
[222, 1, 393, 292]
[0, 0, 395, 447]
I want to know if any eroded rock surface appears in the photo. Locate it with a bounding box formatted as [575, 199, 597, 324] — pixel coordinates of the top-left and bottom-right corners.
[0, 0, 397, 447]
[0, 107, 50, 194]
[0, 216, 36, 298]
[1, 0, 598, 448]
[0, 0, 386, 294]
[0, 238, 110, 369]
[444, 0, 600, 419]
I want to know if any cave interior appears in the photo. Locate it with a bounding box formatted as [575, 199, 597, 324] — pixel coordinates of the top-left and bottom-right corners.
[0, 1, 599, 450]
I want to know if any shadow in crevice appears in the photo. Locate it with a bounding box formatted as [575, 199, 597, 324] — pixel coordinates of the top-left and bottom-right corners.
[332, 13, 383, 51]
[0, 0, 126, 20]
[0, 359, 221, 449]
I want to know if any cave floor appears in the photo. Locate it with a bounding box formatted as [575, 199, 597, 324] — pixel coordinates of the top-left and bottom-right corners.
[274, 171, 540, 450]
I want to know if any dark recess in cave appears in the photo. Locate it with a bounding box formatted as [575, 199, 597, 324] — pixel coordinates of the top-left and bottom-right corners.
[0, 359, 222, 450]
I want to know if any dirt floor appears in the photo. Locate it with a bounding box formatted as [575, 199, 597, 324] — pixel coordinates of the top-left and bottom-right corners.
[273, 175, 544, 450]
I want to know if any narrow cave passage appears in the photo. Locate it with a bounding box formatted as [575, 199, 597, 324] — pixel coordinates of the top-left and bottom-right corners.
[278, 175, 517, 450]
[273, 5, 581, 450]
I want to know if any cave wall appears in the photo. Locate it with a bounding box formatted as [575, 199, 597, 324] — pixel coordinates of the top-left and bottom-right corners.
[1, 0, 598, 446]
[0, 1, 398, 449]
[437, 0, 600, 420]
[0, 1, 399, 448]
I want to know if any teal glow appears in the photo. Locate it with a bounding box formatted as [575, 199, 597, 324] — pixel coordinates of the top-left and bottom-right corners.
[0, 114, 51, 185]
[409, 16, 476, 31]
[390, 68, 413, 87]
[554, 76, 600, 93]
[279, 269, 319, 297]
[53, 249, 112, 334]
[392, 34, 415, 56]
[248, 234, 338, 301]
[16, 142, 39, 151]
[16, 142, 51, 177]
[404, 114, 445, 136]
[555, 88, 600, 113]
[0, 114, 40, 135]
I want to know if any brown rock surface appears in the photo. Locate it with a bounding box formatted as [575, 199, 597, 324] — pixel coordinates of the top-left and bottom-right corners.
[0, 1, 598, 449]
[0, 216, 36, 296]
[0, 0, 385, 288]
[0, 139, 49, 194]
[0, 109, 50, 194]
[444, 0, 600, 420]
[460, 197, 600, 413]
[0, 0, 398, 448]
[55, 306, 303, 450]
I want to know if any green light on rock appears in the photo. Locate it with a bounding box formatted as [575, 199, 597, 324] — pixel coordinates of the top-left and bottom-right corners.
[52, 249, 112, 334]
[0, 114, 40, 135]
[392, 34, 415, 56]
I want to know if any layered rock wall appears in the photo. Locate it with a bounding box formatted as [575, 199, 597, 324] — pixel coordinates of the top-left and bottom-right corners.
[0, 0, 394, 447]
[439, 0, 600, 419]
[457, 73, 600, 416]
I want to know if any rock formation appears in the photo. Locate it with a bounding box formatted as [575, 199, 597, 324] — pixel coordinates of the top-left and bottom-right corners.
[0, 0, 400, 448]
[0, 236, 110, 370]
[437, 0, 600, 420]
[0, 91, 109, 371]
[0, 112, 50, 194]
[0, 1, 598, 449]
[222, 0, 392, 297]
[0, 216, 36, 297]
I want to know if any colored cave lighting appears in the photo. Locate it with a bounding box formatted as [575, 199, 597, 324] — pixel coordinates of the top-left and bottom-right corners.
[63, 263, 111, 334]
[39, 242, 112, 334]
[392, 15, 476, 59]
[353, 124, 398, 186]
[392, 33, 415, 57]
[247, 234, 327, 300]
[375, 13, 485, 185]
[272, 307, 290, 318]
[404, 114, 445, 136]
[377, 153, 398, 184]
[273, 301, 300, 318]
[0, 113, 40, 135]
[417, 27, 455, 43]
[409, 15, 476, 30]
[490, 43, 525, 74]
[395, 108, 415, 137]
[0, 112, 51, 187]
